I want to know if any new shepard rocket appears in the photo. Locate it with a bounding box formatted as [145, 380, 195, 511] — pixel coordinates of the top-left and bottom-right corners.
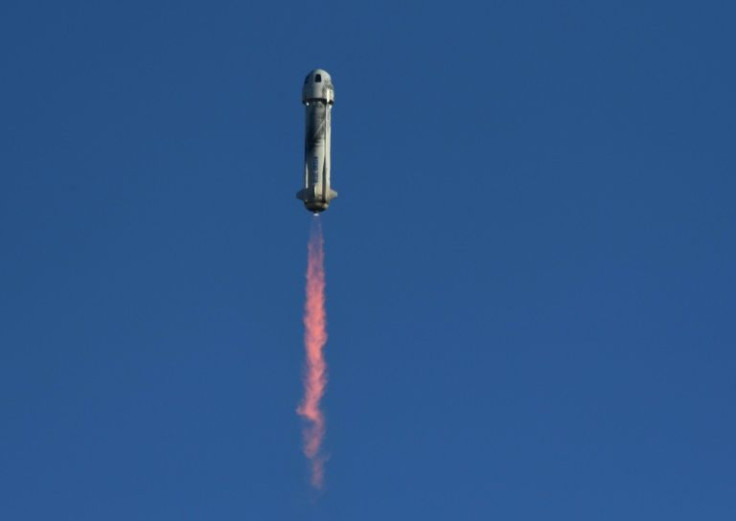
[297, 69, 337, 213]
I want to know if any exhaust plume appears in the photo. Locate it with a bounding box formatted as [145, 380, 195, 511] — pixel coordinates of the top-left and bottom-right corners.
[297, 217, 328, 489]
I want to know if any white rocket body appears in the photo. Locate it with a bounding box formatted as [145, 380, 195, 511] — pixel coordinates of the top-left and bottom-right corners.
[297, 69, 337, 213]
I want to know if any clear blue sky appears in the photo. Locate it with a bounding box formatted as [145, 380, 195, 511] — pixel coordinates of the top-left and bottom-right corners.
[1, 1, 734, 519]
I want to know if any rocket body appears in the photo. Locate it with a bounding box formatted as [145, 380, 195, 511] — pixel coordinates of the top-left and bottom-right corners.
[297, 69, 337, 213]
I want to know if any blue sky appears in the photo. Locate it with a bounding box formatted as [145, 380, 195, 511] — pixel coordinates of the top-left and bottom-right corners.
[1, 1, 734, 519]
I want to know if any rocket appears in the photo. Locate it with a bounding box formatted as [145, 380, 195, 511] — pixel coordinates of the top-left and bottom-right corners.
[297, 69, 337, 213]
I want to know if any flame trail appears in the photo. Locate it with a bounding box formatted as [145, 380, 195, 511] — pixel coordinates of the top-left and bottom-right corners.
[297, 217, 328, 489]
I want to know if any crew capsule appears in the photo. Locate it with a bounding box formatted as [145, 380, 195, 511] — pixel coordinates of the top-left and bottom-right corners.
[297, 69, 337, 213]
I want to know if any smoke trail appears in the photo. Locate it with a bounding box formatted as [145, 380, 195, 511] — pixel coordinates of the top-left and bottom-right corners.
[297, 217, 328, 489]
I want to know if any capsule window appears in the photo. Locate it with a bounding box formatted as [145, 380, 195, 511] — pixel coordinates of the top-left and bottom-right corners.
[315, 74, 322, 83]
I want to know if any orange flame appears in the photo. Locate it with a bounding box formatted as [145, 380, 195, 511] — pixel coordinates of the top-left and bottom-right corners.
[297, 218, 328, 489]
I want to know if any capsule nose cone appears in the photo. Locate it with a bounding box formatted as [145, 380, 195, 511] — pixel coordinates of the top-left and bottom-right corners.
[306, 68, 331, 82]
[302, 68, 335, 104]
